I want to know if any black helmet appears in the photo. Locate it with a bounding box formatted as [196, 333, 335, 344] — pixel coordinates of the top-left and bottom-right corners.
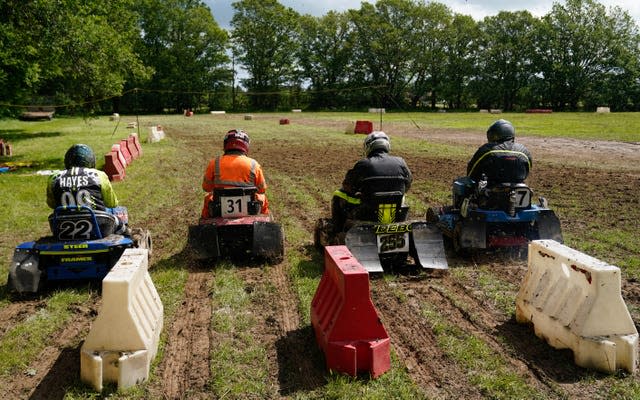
[64, 144, 96, 169]
[487, 119, 515, 143]
[363, 131, 390, 156]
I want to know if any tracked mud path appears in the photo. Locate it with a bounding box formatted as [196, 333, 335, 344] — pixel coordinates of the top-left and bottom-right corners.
[150, 268, 213, 400]
[372, 278, 483, 399]
[4, 303, 95, 399]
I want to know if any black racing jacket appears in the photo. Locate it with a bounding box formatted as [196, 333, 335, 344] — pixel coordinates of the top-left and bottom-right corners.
[466, 140, 532, 185]
[342, 151, 413, 199]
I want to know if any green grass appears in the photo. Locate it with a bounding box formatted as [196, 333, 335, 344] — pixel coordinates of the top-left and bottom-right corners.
[1, 112, 639, 399]
[0, 290, 92, 377]
[420, 303, 540, 400]
[302, 111, 640, 141]
[209, 264, 272, 398]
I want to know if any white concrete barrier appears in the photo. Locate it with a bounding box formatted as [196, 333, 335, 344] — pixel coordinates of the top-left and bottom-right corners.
[344, 121, 356, 134]
[596, 106, 610, 113]
[148, 125, 165, 143]
[80, 249, 163, 391]
[291, 109, 302, 112]
[516, 240, 638, 373]
[368, 108, 385, 113]
[210, 110, 226, 115]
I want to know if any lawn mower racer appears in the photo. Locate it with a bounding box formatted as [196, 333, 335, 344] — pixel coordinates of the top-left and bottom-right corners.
[8, 144, 151, 294]
[427, 119, 562, 253]
[315, 131, 447, 273]
[188, 129, 284, 262]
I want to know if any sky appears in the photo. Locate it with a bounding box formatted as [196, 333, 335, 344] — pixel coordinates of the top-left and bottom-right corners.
[204, 0, 640, 29]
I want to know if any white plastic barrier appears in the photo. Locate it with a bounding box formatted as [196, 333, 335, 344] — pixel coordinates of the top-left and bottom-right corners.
[344, 121, 356, 134]
[516, 240, 638, 373]
[596, 106, 611, 113]
[148, 125, 165, 143]
[80, 249, 163, 391]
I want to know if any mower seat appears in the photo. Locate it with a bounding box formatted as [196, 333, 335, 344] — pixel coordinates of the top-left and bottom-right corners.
[357, 190, 409, 224]
[48, 208, 118, 240]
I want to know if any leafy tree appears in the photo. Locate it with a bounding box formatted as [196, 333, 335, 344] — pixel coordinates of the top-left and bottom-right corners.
[231, 0, 300, 110]
[441, 14, 480, 110]
[296, 11, 353, 110]
[348, 0, 422, 109]
[0, 0, 149, 114]
[474, 11, 539, 111]
[533, 0, 640, 110]
[407, 1, 453, 109]
[133, 0, 230, 113]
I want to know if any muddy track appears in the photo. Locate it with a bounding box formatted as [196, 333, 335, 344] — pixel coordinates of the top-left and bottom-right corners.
[150, 268, 213, 399]
[372, 278, 483, 399]
[4, 302, 96, 400]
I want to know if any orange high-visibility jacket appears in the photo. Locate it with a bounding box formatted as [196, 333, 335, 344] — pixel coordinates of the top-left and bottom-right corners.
[201, 154, 269, 217]
[202, 154, 267, 192]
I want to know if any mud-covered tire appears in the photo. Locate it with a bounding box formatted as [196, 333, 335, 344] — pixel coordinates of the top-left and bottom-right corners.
[314, 218, 334, 250]
[426, 207, 442, 223]
[131, 228, 153, 256]
[452, 223, 469, 257]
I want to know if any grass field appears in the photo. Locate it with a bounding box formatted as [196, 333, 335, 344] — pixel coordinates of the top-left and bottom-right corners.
[0, 111, 639, 399]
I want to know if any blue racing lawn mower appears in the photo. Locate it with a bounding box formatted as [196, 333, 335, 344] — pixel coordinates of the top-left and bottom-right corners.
[8, 206, 152, 294]
[188, 187, 284, 263]
[427, 177, 563, 254]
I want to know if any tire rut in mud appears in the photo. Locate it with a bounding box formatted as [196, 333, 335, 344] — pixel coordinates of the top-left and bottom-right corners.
[4, 303, 95, 400]
[372, 278, 484, 399]
[151, 268, 213, 399]
[235, 263, 326, 396]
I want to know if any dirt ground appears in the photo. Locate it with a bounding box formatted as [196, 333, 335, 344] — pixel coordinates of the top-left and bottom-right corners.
[3, 116, 640, 399]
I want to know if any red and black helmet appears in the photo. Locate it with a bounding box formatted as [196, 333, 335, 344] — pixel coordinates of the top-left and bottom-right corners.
[223, 129, 250, 154]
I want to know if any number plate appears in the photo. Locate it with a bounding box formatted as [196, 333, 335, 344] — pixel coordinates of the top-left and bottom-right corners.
[220, 195, 251, 217]
[514, 188, 531, 208]
[374, 223, 411, 253]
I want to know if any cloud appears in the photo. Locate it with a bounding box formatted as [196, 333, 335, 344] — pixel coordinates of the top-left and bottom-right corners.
[205, 0, 640, 29]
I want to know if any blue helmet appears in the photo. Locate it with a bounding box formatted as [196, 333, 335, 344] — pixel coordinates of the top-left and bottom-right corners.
[64, 144, 96, 169]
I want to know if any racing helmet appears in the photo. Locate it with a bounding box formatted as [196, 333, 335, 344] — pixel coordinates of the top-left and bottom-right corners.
[64, 144, 96, 169]
[487, 119, 515, 143]
[223, 129, 250, 154]
[363, 131, 390, 157]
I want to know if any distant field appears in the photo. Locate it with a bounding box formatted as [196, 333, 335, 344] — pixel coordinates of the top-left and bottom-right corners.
[1, 112, 639, 399]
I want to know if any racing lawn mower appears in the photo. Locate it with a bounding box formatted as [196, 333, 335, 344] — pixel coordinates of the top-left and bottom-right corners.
[8, 206, 152, 294]
[315, 190, 448, 273]
[188, 187, 284, 263]
[427, 177, 563, 255]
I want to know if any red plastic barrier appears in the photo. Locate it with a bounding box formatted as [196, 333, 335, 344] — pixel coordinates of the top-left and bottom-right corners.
[104, 151, 126, 181]
[129, 134, 143, 157]
[119, 139, 132, 165]
[111, 144, 128, 168]
[354, 120, 373, 134]
[310, 245, 390, 378]
[279, 118, 290, 125]
[126, 136, 139, 160]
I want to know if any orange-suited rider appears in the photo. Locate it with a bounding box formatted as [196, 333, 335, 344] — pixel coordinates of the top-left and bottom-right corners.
[201, 129, 270, 218]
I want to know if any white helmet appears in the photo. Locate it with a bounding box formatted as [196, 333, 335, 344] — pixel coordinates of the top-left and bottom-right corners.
[363, 131, 390, 156]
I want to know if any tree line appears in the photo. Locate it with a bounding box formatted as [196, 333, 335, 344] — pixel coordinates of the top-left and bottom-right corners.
[1, 0, 639, 115]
